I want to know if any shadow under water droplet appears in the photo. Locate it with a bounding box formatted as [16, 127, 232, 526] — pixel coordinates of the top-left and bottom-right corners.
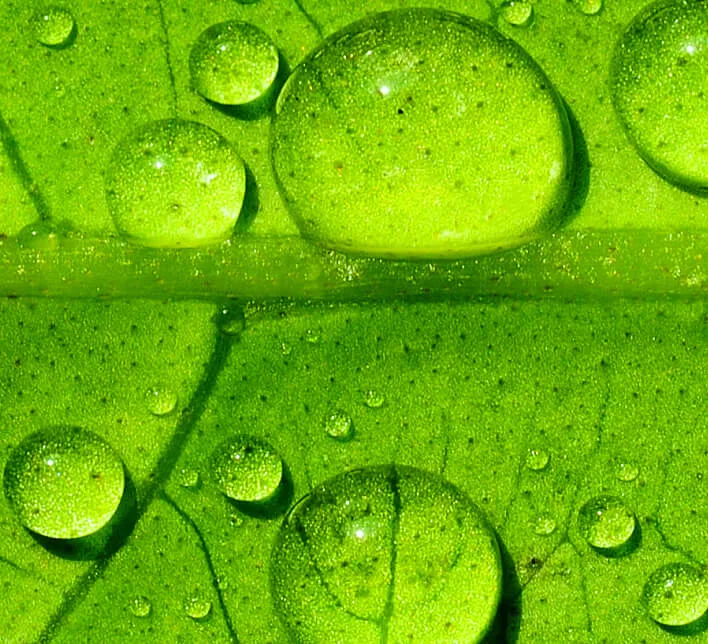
[233, 164, 260, 234]
[558, 99, 590, 229]
[482, 531, 522, 643]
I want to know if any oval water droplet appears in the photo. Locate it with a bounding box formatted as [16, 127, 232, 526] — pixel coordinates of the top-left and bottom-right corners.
[214, 303, 245, 336]
[183, 595, 212, 620]
[363, 389, 385, 409]
[271, 465, 501, 642]
[643, 563, 708, 627]
[211, 435, 283, 502]
[323, 410, 353, 440]
[272, 8, 572, 258]
[610, 0, 708, 192]
[33, 6, 75, 47]
[190, 21, 279, 106]
[3, 426, 125, 539]
[16, 221, 60, 251]
[105, 119, 246, 248]
[574, 0, 604, 15]
[616, 461, 640, 482]
[577, 495, 636, 552]
[177, 468, 200, 489]
[129, 595, 152, 618]
[534, 513, 557, 536]
[145, 385, 177, 417]
[525, 448, 550, 471]
[499, 1, 534, 27]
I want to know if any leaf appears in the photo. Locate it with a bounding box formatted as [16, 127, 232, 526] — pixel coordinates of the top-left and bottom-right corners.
[0, 0, 705, 643]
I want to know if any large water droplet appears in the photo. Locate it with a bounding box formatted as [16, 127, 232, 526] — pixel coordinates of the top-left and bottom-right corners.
[211, 435, 283, 502]
[643, 563, 708, 627]
[129, 595, 152, 618]
[577, 495, 636, 552]
[610, 0, 708, 192]
[105, 119, 246, 248]
[499, 0, 534, 27]
[183, 595, 212, 620]
[190, 21, 280, 106]
[324, 410, 354, 440]
[145, 385, 178, 417]
[272, 9, 572, 259]
[3, 427, 125, 539]
[33, 6, 75, 47]
[271, 465, 501, 642]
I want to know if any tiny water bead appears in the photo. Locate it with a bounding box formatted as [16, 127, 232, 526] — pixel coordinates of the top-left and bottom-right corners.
[610, 0, 708, 192]
[214, 303, 246, 336]
[363, 390, 385, 409]
[105, 119, 246, 248]
[272, 8, 573, 259]
[211, 435, 283, 502]
[271, 465, 502, 643]
[129, 595, 152, 618]
[577, 495, 636, 551]
[525, 447, 550, 471]
[145, 385, 178, 416]
[534, 513, 557, 536]
[190, 21, 280, 106]
[323, 410, 354, 440]
[177, 468, 200, 489]
[499, 0, 534, 27]
[616, 461, 640, 482]
[183, 596, 212, 620]
[33, 6, 75, 47]
[3, 427, 125, 539]
[643, 563, 708, 627]
[574, 0, 604, 15]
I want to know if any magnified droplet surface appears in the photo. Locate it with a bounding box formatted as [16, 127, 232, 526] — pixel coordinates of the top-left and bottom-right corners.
[3, 426, 125, 539]
[105, 119, 245, 248]
[33, 6, 75, 47]
[610, 0, 708, 192]
[577, 495, 636, 552]
[272, 9, 573, 259]
[643, 563, 708, 627]
[190, 21, 280, 106]
[271, 465, 501, 643]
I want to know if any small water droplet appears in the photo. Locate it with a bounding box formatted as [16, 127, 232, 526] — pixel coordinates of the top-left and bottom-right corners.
[183, 595, 212, 620]
[145, 385, 178, 416]
[578, 495, 636, 552]
[499, 1, 534, 27]
[177, 468, 200, 489]
[129, 595, 152, 618]
[364, 390, 385, 409]
[190, 21, 280, 106]
[534, 514, 557, 536]
[16, 222, 60, 251]
[616, 461, 640, 482]
[643, 563, 708, 627]
[33, 6, 75, 47]
[304, 328, 320, 344]
[229, 513, 244, 527]
[211, 435, 283, 502]
[324, 410, 354, 440]
[574, 0, 603, 15]
[3, 426, 125, 539]
[214, 303, 245, 336]
[525, 448, 550, 471]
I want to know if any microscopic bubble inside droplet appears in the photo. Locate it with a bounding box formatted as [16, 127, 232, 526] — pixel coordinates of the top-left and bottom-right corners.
[499, 1, 534, 27]
[129, 595, 152, 618]
[643, 563, 708, 627]
[105, 119, 246, 248]
[271, 465, 502, 642]
[211, 435, 283, 502]
[3, 426, 125, 539]
[184, 596, 212, 620]
[577, 495, 636, 551]
[324, 410, 353, 440]
[33, 6, 75, 47]
[190, 21, 280, 106]
[272, 8, 572, 259]
[610, 0, 708, 192]
[145, 385, 178, 416]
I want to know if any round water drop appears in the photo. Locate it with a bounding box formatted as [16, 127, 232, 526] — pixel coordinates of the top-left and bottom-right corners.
[184, 596, 212, 620]
[364, 390, 385, 409]
[616, 461, 640, 482]
[3, 427, 125, 539]
[177, 468, 200, 489]
[190, 21, 279, 106]
[16, 221, 60, 251]
[129, 595, 152, 618]
[272, 9, 573, 259]
[271, 465, 501, 643]
[610, 0, 708, 192]
[33, 6, 75, 47]
[499, 1, 534, 27]
[105, 119, 246, 248]
[324, 410, 353, 440]
[534, 514, 557, 536]
[211, 435, 283, 502]
[574, 0, 604, 15]
[643, 563, 708, 627]
[526, 448, 550, 471]
[577, 495, 636, 552]
[214, 303, 245, 336]
[145, 385, 177, 417]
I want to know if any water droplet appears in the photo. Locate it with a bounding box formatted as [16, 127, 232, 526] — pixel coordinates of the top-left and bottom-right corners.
[272, 8, 572, 258]
[616, 461, 640, 482]
[183, 595, 212, 620]
[214, 303, 245, 336]
[643, 563, 708, 627]
[33, 6, 75, 47]
[145, 385, 178, 416]
[574, 0, 604, 15]
[280, 342, 292, 356]
[324, 410, 353, 440]
[105, 119, 246, 248]
[190, 21, 279, 106]
[16, 222, 60, 251]
[525, 448, 550, 471]
[177, 468, 200, 489]
[499, 1, 534, 27]
[534, 514, 557, 536]
[3, 426, 125, 539]
[577, 495, 636, 552]
[129, 595, 152, 618]
[271, 465, 501, 642]
[304, 328, 320, 344]
[610, 0, 708, 192]
[211, 435, 283, 502]
[363, 390, 385, 409]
